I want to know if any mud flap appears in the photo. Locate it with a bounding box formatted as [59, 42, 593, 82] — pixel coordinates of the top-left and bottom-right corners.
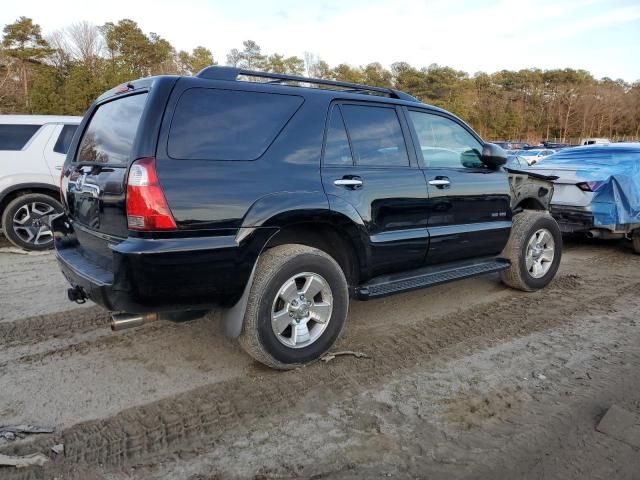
[222, 261, 258, 338]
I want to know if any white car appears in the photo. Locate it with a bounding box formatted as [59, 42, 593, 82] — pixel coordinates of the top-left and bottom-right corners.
[515, 148, 556, 165]
[0, 115, 82, 250]
[580, 138, 610, 146]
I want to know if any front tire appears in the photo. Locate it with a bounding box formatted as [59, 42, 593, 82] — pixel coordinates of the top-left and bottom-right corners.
[1, 193, 62, 251]
[500, 210, 562, 291]
[238, 244, 349, 369]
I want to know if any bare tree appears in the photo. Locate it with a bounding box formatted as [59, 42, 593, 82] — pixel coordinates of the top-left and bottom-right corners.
[303, 51, 316, 77]
[65, 21, 104, 66]
[46, 30, 72, 69]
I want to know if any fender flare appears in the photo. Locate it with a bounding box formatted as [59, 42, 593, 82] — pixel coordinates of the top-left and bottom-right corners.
[222, 191, 369, 338]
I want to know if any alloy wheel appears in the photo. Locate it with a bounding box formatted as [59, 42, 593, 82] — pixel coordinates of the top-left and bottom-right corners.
[271, 272, 333, 349]
[525, 228, 555, 278]
[12, 202, 56, 246]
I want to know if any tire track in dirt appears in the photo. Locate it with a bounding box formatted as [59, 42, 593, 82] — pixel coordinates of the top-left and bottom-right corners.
[0, 306, 109, 346]
[3, 268, 638, 480]
[138, 300, 640, 480]
[1, 319, 181, 368]
[0, 250, 93, 323]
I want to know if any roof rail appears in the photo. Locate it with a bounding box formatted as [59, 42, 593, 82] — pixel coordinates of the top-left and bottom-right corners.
[195, 66, 418, 102]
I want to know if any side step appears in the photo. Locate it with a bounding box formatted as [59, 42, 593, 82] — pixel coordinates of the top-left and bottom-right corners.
[355, 257, 510, 300]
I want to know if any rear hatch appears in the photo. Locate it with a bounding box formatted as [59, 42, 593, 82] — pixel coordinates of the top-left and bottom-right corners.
[65, 92, 148, 239]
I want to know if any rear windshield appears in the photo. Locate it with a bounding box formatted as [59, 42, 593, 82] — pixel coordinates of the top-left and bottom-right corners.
[167, 88, 303, 161]
[76, 93, 148, 165]
[0, 124, 41, 150]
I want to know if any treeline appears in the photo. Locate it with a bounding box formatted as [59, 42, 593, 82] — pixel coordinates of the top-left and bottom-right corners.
[1, 16, 639, 142]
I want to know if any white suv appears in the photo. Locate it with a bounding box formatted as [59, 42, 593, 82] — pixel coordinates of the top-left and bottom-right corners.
[0, 115, 82, 250]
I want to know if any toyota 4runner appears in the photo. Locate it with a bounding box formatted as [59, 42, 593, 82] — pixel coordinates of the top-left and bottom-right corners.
[54, 67, 562, 369]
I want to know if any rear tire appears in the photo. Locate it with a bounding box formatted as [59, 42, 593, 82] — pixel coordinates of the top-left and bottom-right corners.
[238, 244, 349, 370]
[632, 230, 640, 254]
[1, 193, 62, 251]
[500, 210, 562, 291]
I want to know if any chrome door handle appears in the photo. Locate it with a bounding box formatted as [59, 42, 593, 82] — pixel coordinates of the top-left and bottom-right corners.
[55, 166, 63, 171]
[428, 179, 450, 186]
[334, 178, 363, 187]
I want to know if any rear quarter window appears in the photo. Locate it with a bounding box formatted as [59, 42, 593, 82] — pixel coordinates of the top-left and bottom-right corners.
[76, 93, 148, 165]
[167, 88, 303, 161]
[0, 124, 41, 151]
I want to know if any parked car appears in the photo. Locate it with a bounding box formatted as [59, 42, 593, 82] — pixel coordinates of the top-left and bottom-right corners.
[580, 137, 610, 145]
[0, 115, 82, 250]
[506, 151, 527, 169]
[54, 67, 562, 369]
[491, 141, 530, 151]
[542, 141, 573, 150]
[514, 148, 556, 165]
[491, 141, 512, 150]
[509, 142, 530, 150]
[530, 143, 640, 252]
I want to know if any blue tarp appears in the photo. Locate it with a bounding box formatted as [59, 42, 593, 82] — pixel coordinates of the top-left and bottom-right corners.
[533, 144, 640, 226]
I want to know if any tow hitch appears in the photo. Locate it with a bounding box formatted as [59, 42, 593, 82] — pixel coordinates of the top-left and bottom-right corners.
[67, 286, 87, 304]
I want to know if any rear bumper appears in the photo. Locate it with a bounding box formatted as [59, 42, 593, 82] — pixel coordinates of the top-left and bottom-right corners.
[57, 245, 118, 309]
[53, 215, 276, 313]
[550, 204, 640, 234]
[550, 205, 595, 233]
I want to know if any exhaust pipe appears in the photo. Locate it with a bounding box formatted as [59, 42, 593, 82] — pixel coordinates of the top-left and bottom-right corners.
[586, 229, 601, 238]
[111, 312, 158, 331]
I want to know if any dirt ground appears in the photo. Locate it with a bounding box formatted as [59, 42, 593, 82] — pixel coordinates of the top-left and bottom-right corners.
[1, 234, 639, 480]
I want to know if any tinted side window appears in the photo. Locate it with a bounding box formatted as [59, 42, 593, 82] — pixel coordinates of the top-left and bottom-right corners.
[323, 106, 353, 166]
[168, 88, 303, 161]
[409, 111, 483, 169]
[340, 104, 409, 167]
[0, 124, 41, 151]
[77, 93, 148, 165]
[53, 124, 78, 154]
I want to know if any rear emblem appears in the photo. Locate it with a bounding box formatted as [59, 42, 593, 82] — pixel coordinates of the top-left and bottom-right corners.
[72, 172, 100, 198]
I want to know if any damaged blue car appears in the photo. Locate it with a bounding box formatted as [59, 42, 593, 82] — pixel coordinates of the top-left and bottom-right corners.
[530, 143, 640, 253]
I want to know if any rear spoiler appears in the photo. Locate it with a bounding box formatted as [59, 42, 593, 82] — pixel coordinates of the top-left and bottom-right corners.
[504, 167, 559, 181]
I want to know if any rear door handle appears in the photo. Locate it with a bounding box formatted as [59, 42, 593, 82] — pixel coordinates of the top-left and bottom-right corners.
[334, 178, 363, 188]
[428, 179, 450, 187]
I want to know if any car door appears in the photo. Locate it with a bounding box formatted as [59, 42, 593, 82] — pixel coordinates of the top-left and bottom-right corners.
[405, 109, 511, 265]
[44, 124, 78, 180]
[322, 102, 429, 277]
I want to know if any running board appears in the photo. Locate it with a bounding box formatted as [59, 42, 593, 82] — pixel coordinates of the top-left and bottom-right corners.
[355, 257, 511, 300]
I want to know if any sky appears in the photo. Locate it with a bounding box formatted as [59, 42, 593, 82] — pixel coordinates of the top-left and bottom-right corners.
[2, 0, 640, 81]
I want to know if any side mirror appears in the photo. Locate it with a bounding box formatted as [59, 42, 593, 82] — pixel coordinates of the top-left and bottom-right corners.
[481, 143, 508, 169]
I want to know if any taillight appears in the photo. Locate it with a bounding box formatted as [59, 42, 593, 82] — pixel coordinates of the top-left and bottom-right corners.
[576, 181, 605, 192]
[126, 157, 177, 230]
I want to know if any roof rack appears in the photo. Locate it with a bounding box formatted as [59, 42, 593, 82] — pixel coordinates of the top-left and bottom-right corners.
[195, 66, 418, 102]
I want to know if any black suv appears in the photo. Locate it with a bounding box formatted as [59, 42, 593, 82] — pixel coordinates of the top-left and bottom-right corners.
[54, 67, 562, 369]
